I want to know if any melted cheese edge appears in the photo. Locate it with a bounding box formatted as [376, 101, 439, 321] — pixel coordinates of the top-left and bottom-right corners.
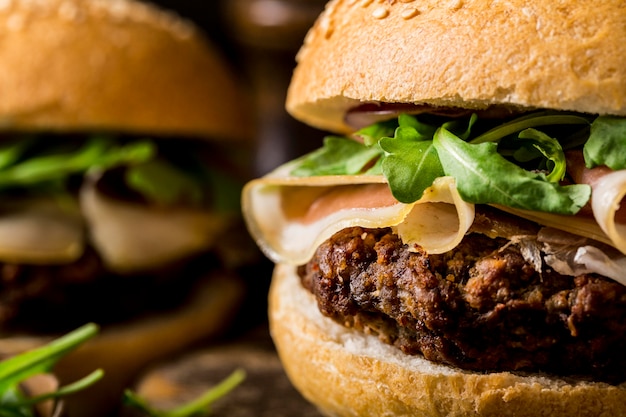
[243, 165, 626, 267]
[591, 170, 626, 254]
[242, 173, 474, 265]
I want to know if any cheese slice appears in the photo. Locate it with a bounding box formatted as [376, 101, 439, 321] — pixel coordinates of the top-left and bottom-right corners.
[591, 170, 626, 254]
[495, 171, 626, 258]
[243, 160, 626, 273]
[242, 169, 474, 265]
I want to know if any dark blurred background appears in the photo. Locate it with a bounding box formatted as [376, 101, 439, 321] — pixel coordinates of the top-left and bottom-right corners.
[117, 3, 330, 415]
[149, 0, 327, 176]
[137, 0, 329, 338]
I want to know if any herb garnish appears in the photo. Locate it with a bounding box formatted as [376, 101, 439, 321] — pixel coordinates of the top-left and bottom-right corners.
[288, 111, 620, 216]
[0, 134, 241, 211]
[0, 323, 103, 417]
[123, 368, 246, 417]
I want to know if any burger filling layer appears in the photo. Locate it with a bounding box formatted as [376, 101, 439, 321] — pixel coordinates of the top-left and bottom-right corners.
[242, 109, 626, 384]
[298, 210, 626, 384]
[0, 247, 220, 334]
[0, 133, 250, 333]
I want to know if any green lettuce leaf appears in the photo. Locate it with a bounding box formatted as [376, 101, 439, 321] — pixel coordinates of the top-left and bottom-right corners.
[0, 135, 243, 212]
[0, 138, 154, 189]
[470, 112, 590, 144]
[0, 323, 103, 417]
[288, 111, 600, 215]
[379, 124, 443, 203]
[126, 159, 204, 207]
[354, 119, 398, 146]
[583, 116, 626, 170]
[123, 369, 246, 417]
[0, 137, 37, 171]
[433, 127, 590, 214]
[514, 128, 566, 182]
[290, 136, 383, 176]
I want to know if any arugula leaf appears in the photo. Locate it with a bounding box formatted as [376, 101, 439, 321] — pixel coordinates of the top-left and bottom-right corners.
[290, 136, 383, 176]
[379, 124, 444, 203]
[433, 127, 590, 214]
[123, 368, 246, 417]
[443, 113, 478, 141]
[0, 386, 31, 417]
[470, 112, 590, 144]
[0, 138, 155, 189]
[0, 323, 98, 392]
[0, 137, 37, 171]
[397, 113, 439, 139]
[285, 111, 601, 215]
[17, 370, 104, 411]
[514, 128, 566, 183]
[0, 323, 103, 417]
[0, 135, 244, 211]
[583, 116, 626, 170]
[126, 159, 204, 207]
[377, 114, 480, 203]
[354, 119, 398, 146]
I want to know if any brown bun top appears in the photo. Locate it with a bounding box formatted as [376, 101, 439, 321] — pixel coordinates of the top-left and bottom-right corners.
[0, 0, 252, 141]
[286, 0, 626, 133]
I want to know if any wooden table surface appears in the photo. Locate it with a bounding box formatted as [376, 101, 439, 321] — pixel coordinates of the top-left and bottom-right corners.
[118, 322, 325, 417]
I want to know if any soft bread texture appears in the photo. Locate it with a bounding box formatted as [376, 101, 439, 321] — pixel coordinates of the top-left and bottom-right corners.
[0, 0, 251, 141]
[269, 263, 626, 417]
[0, 273, 245, 417]
[286, 0, 626, 133]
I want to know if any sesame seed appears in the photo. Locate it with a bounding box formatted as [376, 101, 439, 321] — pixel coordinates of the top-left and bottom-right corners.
[401, 7, 419, 19]
[372, 6, 389, 18]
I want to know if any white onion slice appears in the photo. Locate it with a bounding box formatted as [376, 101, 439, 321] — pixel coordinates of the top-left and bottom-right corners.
[80, 178, 232, 273]
[591, 170, 626, 255]
[0, 199, 84, 264]
[575, 246, 626, 286]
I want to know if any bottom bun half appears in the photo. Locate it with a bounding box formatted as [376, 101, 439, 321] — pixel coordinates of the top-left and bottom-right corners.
[0, 272, 245, 417]
[269, 263, 626, 417]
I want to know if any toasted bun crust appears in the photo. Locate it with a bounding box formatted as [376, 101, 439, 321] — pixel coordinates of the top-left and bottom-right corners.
[0, 273, 245, 417]
[286, 0, 626, 133]
[269, 263, 626, 417]
[0, 0, 251, 141]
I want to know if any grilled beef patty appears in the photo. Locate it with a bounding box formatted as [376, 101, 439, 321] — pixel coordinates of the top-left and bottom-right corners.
[298, 226, 626, 383]
[0, 247, 220, 334]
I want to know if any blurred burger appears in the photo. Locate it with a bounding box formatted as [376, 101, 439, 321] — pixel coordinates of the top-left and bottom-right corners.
[243, 1, 626, 416]
[0, 0, 258, 415]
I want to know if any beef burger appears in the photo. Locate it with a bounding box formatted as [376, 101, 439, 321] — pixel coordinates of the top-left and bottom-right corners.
[0, 0, 257, 415]
[243, 0, 626, 416]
